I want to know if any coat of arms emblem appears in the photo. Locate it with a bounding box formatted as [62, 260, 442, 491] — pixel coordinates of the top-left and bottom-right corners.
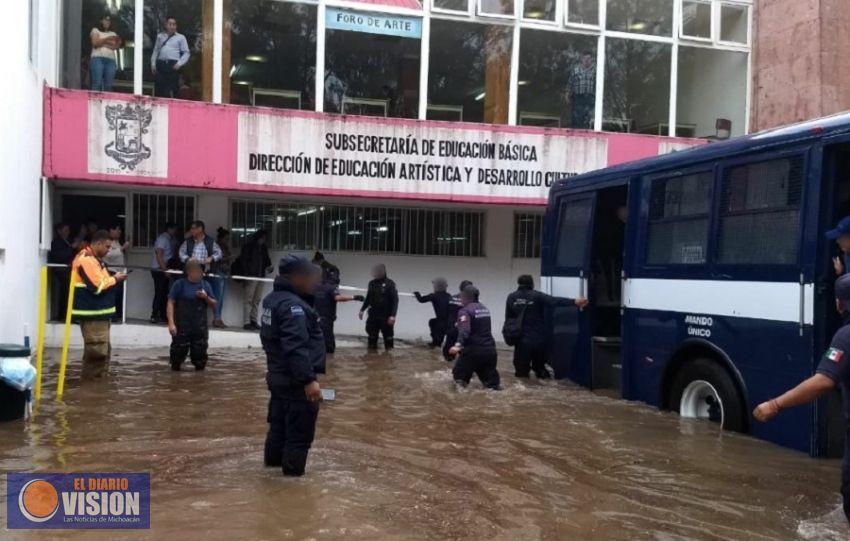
[104, 103, 153, 170]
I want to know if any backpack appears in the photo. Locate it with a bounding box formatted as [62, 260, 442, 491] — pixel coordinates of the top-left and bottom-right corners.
[501, 303, 528, 346]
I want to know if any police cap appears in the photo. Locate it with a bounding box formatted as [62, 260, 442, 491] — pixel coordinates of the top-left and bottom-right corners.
[278, 254, 318, 276]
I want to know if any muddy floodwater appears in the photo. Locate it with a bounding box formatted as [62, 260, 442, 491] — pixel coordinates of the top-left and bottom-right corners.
[1, 346, 849, 540]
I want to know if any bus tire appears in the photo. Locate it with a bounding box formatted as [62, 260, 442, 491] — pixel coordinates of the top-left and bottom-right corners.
[669, 358, 746, 433]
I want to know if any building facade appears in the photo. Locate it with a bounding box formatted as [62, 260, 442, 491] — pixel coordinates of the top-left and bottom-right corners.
[3, 0, 763, 345]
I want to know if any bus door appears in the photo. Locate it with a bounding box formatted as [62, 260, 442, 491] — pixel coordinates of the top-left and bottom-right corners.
[817, 138, 850, 457]
[544, 192, 595, 385]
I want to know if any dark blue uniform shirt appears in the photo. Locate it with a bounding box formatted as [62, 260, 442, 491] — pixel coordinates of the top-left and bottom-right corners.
[313, 281, 340, 321]
[260, 277, 326, 397]
[456, 302, 496, 355]
[414, 290, 452, 320]
[446, 294, 463, 328]
[816, 324, 850, 419]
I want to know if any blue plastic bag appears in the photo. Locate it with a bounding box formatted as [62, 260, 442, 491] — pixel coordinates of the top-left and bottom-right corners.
[0, 357, 36, 391]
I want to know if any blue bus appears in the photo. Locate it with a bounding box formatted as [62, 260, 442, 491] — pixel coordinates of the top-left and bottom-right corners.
[541, 113, 850, 456]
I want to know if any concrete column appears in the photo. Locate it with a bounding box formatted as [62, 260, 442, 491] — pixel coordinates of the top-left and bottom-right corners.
[750, 0, 850, 131]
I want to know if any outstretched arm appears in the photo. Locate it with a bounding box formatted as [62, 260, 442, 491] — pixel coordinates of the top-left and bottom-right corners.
[753, 374, 835, 421]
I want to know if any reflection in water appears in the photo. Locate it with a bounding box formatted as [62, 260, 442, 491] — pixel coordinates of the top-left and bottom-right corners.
[0, 347, 847, 540]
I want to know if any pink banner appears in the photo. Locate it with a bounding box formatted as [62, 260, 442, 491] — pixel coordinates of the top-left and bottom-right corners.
[43, 88, 702, 206]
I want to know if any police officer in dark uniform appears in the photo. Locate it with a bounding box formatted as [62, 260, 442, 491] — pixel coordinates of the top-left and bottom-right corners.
[448, 285, 501, 390]
[505, 275, 588, 379]
[359, 264, 399, 351]
[442, 280, 473, 362]
[754, 274, 850, 524]
[313, 268, 364, 354]
[260, 254, 324, 477]
[414, 278, 452, 348]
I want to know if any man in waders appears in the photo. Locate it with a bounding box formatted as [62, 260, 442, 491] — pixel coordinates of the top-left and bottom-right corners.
[166, 259, 217, 371]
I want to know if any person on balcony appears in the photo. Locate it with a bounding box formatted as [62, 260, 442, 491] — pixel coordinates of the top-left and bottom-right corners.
[151, 16, 190, 99]
[90, 13, 121, 92]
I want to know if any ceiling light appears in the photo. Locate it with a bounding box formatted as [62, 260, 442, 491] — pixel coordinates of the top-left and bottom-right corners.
[246, 55, 268, 63]
[629, 21, 647, 31]
[233, 80, 251, 86]
[518, 80, 530, 86]
[474, 92, 486, 101]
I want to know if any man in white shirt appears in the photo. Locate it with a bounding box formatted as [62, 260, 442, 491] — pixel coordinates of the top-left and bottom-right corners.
[151, 222, 178, 324]
[151, 16, 190, 98]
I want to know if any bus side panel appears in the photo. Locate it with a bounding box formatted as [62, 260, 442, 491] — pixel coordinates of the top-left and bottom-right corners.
[624, 308, 815, 454]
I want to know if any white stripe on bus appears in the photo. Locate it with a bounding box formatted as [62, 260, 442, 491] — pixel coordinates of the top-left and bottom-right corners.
[543, 276, 814, 325]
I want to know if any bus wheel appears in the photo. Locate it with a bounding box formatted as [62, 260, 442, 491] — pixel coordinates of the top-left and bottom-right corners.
[669, 358, 746, 432]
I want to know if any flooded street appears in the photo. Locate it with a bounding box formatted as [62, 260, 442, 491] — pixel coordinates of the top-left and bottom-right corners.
[1, 345, 848, 540]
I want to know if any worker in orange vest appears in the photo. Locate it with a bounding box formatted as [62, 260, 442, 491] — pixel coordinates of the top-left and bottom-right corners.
[71, 230, 127, 379]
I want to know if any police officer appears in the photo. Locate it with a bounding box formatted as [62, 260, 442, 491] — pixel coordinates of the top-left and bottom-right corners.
[414, 278, 451, 348]
[505, 275, 588, 379]
[359, 264, 399, 351]
[313, 268, 364, 354]
[753, 273, 850, 525]
[829, 216, 850, 276]
[442, 280, 472, 362]
[449, 286, 501, 390]
[260, 254, 324, 477]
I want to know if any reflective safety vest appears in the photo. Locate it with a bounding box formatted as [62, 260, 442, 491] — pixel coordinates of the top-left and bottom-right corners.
[71, 247, 118, 320]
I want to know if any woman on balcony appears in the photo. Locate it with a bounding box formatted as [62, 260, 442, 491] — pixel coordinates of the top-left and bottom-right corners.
[90, 13, 121, 92]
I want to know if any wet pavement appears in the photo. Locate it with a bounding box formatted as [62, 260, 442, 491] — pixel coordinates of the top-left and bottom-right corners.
[1, 345, 848, 540]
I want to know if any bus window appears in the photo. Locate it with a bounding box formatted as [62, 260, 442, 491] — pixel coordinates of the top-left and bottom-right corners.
[646, 172, 713, 265]
[555, 198, 594, 269]
[718, 155, 804, 265]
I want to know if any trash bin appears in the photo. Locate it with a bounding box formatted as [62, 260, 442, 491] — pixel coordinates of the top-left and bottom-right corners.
[0, 344, 33, 422]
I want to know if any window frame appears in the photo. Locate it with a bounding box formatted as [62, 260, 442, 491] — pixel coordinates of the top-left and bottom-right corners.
[710, 150, 808, 275]
[717, 1, 751, 47]
[563, 0, 601, 30]
[679, 0, 714, 43]
[552, 193, 596, 273]
[229, 198, 487, 258]
[131, 192, 197, 249]
[520, 0, 562, 26]
[641, 168, 715, 268]
[513, 212, 545, 259]
[476, 0, 518, 20]
[431, 0, 474, 17]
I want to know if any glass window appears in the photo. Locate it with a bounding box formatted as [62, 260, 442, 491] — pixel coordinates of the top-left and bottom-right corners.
[433, 0, 469, 12]
[606, 0, 674, 36]
[567, 0, 598, 25]
[513, 213, 544, 258]
[479, 0, 514, 17]
[523, 0, 556, 22]
[144, 1, 206, 100]
[428, 20, 513, 124]
[677, 47, 747, 138]
[681, 0, 712, 39]
[231, 202, 485, 256]
[227, 1, 317, 110]
[60, 0, 135, 92]
[718, 157, 803, 265]
[132, 194, 195, 248]
[230, 200, 274, 248]
[720, 3, 748, 43]
[555, 198, 593, 268]
[604, 38, 671, 135]
[646, 172, 712, 265]
[324, 20, 421, 118]
[518, 30, 597, 130]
